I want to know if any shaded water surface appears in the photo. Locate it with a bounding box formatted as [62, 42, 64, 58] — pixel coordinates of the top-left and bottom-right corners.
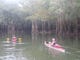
[0, 34, 80, 60]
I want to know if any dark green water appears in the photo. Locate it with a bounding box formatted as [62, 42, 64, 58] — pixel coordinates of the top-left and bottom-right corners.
[0, 34, 80, 60]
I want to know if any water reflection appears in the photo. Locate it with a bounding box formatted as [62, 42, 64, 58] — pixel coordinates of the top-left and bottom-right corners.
[30, 34, 80, 60]
[0, 34, 80, 60]
[0, 40, 27, 60]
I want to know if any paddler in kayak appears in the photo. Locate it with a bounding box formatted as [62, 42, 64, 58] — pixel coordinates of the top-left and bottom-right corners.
[44, 38, 56, 46]
[50, 38, 56, 46]
[12, 35, 17, 44]
[51, 38, 62, 48]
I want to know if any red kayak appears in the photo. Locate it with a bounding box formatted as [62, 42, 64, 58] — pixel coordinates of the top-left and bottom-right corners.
[44, 41, 65, 53]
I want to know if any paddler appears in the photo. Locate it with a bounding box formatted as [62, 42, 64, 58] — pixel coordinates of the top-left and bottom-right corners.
[12, 35, 17, 44]
[51, 38, 56, 46]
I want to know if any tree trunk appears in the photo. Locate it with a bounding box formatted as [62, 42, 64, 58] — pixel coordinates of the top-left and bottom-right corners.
[32, 20, 38, 45]
[42, 21, 46, 42]
[47, 21, 51, 41]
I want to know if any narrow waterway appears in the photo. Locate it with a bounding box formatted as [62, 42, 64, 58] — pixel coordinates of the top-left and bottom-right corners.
[0, 34, 80, 60]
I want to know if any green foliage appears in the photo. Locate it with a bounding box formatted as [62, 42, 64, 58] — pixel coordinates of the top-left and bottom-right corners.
[0, 0, 80, 36]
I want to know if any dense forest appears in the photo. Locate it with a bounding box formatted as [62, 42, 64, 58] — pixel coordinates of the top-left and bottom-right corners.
[0, 0, 80, 39]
